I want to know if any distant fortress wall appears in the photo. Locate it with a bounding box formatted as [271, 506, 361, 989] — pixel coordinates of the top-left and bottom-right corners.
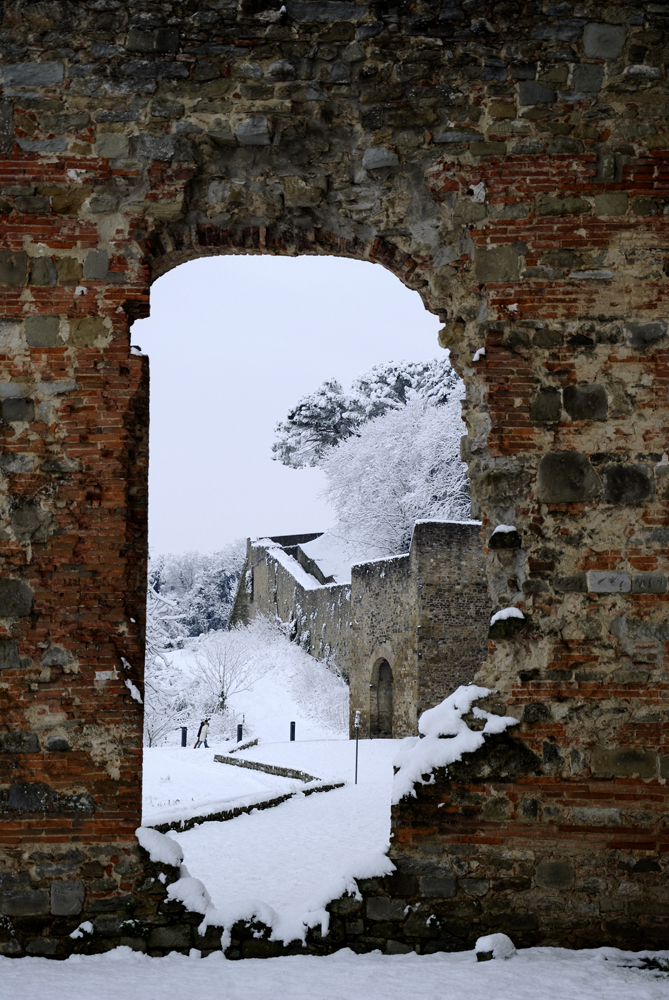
[232, 522, 490, 739]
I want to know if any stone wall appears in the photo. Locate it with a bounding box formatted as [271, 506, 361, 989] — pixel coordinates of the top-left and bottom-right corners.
[236, 522, 489, 740]
[0, 0, 667, 956]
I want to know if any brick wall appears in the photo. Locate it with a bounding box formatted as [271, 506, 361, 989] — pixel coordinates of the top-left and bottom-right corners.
[0, 0, 667, 956]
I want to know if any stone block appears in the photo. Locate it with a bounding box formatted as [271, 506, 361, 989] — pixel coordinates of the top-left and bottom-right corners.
[362, 147, 398, 170]
[0, 890, 49, 916]
[530, 388, 561, 423]
[45, 736, 71, 751]
[453, 201, 486, 224]
[488, 102, 516, 118]
[593, 192, 628, 217]
[624, 319, 667, 351]
[329, 895, 362, 916]
[235, 117, 271, 145]
[94, 133, 130, 159]
[83, 250, 109, 281]
[459, 879, 489, 897]
[0, 250, 28, 286]
[562, 384, 608, 421]
[15, 195, 50, 213]
[69, 317, 107, 347]
[631, 573, 667, 595]
[0, 578, 34, 617]
[25, 314, 61, 348]
[345, 919, 364, 935]
[536, 453, 601, 504]
[366, 897, 406, 921]
[554, 574, 587, 593]
[535, 860, 574, 890]
[40, 457, 82, 474]
[536, 195, 590, 216]
[474, 247, 520, 283]
[2, 397, 34, 422]
[132, 134, 192, 162]
[591, 747, 656, 779]
[471, 469, 529, 505]
[586, 570, 631, 594]
[601, 464, 653, 504]
[126, 28, 179, 53]
[418, 876, 456, 898]
[518, 81, 554, 105]
[0, 731, 40, 753]
[0, 101, 12, 154]
[582, 23, 626, 60]
[385, 940, 413, 954]
[25, 938, 58, 956]
[0, 638, 20, 670]
[56, 257, 83, 283]
[470, 141, 506, 156]
[51, 880, 85, 915]
[29, 257, 57, 286]
[571, 64, 604, 93]
[285, 1, 367, 22]
[282, 176, 326, 208]
[0, 62, 64, 87]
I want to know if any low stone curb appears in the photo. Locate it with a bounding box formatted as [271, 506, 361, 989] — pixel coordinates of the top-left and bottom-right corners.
[150, 782, 345, 834]
[226, 738, 259, 754]
[213, 753, 319, 783]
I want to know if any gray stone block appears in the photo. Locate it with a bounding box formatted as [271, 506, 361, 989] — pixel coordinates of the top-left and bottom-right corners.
[418, 876, 456, 898]
[0, 731, 40, 753]
[15, 195, 50, 213]
[625, 319, 667, 351]
[285, 1, 369, 22]
[535, 860, 574, 890]
[41, 644, 73, 667]
[586, 571, 631, 594]
[518, 80, 554, 105]
[126, 28, 179, 53]
[460, 879, 489, 897]
[147, 925, 192, 949]
[0, 889, 49, 916]
[366, 897, 406, 921]
[0, 62, 64, 87]
[94, 133, 130, 159]
[474, 246, 520, 283]
[362, 146, 399, 170]
[7, 781, 57, 811]
[582, 23, 626, 60]
[453, 201, 486, 224]
[29, 257, 57, 286]
[571, 64, 604, 93]
[330, 62, 350, 84]
[632, 573, 667, 595]
[385, 940, 413, 954]
[553, 574, 587, 593]
[0, 101, 12, 154]
[591, 747, 656, 779]
[51, 880, 85, 915]
[536, 195, 590, 216]
[83, 250, 109, 281]
[530, 388, 561, 423]
[593, 192, 628, 217]
[536, 452, 601, 504]
[16, 139, 66, 152]
[0, 250, 28, 286]
[0, 638, 20, 670]
[45, 736, 72, 751]
[2, 397, 34, 422]
[563, 384, 608, 421]
[0, 578, 34, 617]
[235, 116, 271, 145]
[25, 938, 58, 956]
[601, 463, 653, 504]
[25, 314, 61, 348]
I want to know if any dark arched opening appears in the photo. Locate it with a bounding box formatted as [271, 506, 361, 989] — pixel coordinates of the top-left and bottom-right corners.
[370, 658, 393, 739]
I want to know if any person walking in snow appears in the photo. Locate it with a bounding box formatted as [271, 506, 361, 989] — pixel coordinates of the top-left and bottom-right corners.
[194, 719, 210, 748]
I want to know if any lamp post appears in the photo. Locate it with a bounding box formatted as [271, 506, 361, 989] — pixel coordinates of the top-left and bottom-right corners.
[354, 710, 360, 785]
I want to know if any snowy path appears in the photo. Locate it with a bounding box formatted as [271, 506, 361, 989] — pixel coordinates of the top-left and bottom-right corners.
[167, 740, 400, 919]
[4, 945, 668, 1000]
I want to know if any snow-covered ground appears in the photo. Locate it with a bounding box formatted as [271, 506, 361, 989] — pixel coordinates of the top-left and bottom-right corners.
[5, 945, 668, 1000]
[145, 738, 399, 941]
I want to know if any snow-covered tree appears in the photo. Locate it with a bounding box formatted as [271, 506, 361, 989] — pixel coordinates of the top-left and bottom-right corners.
[321, 388, 470, 554]
[272, 358, 460, 469]
[192, 627, 269, 714]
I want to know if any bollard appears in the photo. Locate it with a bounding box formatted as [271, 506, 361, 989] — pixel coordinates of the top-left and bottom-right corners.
[290, 721, 295, 741]
[181, 727, 187, 748]
[237, 724, 243, 743]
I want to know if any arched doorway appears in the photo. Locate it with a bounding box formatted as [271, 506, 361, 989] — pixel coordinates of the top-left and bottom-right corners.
[370, 657, 393, 738]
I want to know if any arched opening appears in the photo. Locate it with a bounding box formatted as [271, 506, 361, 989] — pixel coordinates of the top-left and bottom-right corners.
[369, 657, 394, 739]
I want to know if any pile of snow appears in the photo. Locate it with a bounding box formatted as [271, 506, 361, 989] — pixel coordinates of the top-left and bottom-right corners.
[135, 826, 184, 868]
[490, 607, 525, 625]
[490, 524, 516, 537]
[392, 685, 519, 804]
[475, 933, 517, 961]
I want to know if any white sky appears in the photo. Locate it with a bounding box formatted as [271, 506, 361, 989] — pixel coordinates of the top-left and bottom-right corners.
[134, 254, 446, 555]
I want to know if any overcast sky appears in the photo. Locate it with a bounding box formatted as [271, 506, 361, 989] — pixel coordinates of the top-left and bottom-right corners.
[134, 254, 446, 555]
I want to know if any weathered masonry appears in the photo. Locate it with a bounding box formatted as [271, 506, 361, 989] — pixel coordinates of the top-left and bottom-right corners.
[0, 0, 668, 957]
[232, 520, 489, 738]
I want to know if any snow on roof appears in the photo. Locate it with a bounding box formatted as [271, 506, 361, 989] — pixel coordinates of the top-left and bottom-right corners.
[391, 685, 519, 805]
[413, 518, 482, 527]
[253, 538, 322, 591]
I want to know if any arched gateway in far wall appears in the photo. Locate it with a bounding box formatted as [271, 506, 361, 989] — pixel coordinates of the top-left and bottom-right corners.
[0, 0, 667, 956]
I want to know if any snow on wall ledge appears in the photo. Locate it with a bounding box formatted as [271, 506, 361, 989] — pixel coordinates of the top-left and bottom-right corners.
[391, 686, 518, 805]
